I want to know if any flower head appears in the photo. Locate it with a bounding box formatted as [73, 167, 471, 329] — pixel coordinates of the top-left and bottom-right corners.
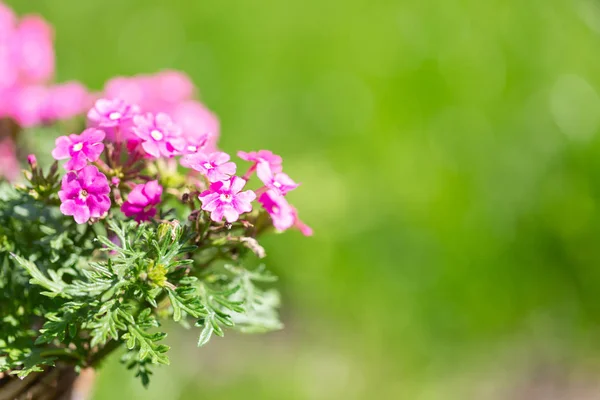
[132, 112, 185, 158]
[238, 150, 283, 173]
[256, 161, 299, 195]
[52, 128, 105, 171]
[58, 165, 111, 224]
[258, 190, 294, 231]
[13, 15, 54, 84]
[87, 98, 140, 141]
[121, 180, 163, 222]
[199, 176, 256, 223]
[183, 151, 236, 182]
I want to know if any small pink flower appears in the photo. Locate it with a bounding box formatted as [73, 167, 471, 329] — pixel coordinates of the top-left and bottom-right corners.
[52, 128, 106, 171]
[132, 112, 185, 158]
[238, 150, 283, 173]
[87, 98, 140, 141]
[43, 81, 90, 121]
[58, 165, 111, 224]
[291, 207, 313, 237]
[183, 151, 236, 182]
[169, 101, 220, 153]
[121, 180, 163, 222]
[199, 176, 256, 223]
[256, 161, 299, 195]
[13, 15, 54, 84]
[152, 70, 194, 106]
[8, 85, 48, 127]
[258, 190, 294, 232]
[0, 139, 20, 182]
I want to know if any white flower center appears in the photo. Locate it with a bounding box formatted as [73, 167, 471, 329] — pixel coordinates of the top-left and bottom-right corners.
[273, 181, 282, 188]
[272, 206, 279, 214]
[219, 193, 232, 203]
[187, 145, 198, 152]
[108, 111, 122, 120]
[150, 129, 164, 141]
[79, 190, 88, 201]
[203, 162, 214, 170]
[72, 143, 83, 152]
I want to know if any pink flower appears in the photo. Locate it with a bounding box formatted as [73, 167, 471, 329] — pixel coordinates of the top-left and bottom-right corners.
[104, 70, 194, 112]
[238, 150, 283, 174]
[0, 139, 20, 182]
[151, 70, 194, 106]
[43, 81, 91, 121]
[58, 165, 111, 224]
[199, 176, 256, 223]
[87, 98, 140, 141]
[121, 180, 163, 222]
[169, 101, 220, 153]
[256, 161, 299, 195]
[183, 151, 236, 182]
[7, 85, 48, 127]
[13, 15, 54, 84]
[52, 128, 106, 171]
[258, 190, 294, 232]
[132, 112, 185, 158]
[291, 207, 313, 237]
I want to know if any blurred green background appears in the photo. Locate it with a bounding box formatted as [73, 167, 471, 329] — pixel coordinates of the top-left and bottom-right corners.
[8, 0, 600, 398]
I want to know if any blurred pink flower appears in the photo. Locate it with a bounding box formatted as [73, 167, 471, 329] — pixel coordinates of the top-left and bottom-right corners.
[52, 128, 106, 171]
[13, 15, 54, 84]
[199, 176, 256, 223]
[256, 161, 299, 195]
[104, 70, 194, 112]
[0, 139, 20, 182]
[258, 190, 294, 232]
[238, 150, 283, 174]
[291, 207, 313, 237]
[183, 151, 236, 182]
[43, 81, 91, 121]
[132, 112, 185, 158]
[59, 165, 111, 224]
[9, 85, 48, 127]
[168, 101, 220, 153]
[121, 180, 163, 222]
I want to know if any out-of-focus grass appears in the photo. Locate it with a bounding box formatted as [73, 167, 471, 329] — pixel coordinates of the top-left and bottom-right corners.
[8, 0, 600, 398]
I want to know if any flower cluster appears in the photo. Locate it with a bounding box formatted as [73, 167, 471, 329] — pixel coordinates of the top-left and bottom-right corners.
[0, 1, 91, 127]
[48, 94, 311, 235]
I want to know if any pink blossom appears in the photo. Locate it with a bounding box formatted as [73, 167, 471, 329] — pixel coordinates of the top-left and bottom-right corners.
[258, 190, 294, 232]
[27, 154, 37, 169]
[0, 139, 20, 182]
[104, 76, 150, 109]
[183, 151, 236, 182]
[13, 15, 54, 84]
[199, 176, 256, 223]
[238, 150, 283, 177]
[151, 70, 194, 106]
[87, 98, 140, 141]
[8, 85, 48, 127]
[43, 81, 91, 121]
[58, 165, 111, 224]
[52, 128, 106, 171]
[104, 70, 194, 112]
[256, 161, 299, 195]
[291, 207, 313, 237]
[132, 112, 185, 158]
[169, 101, 220, 153]
[121, 180, 163, 222]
